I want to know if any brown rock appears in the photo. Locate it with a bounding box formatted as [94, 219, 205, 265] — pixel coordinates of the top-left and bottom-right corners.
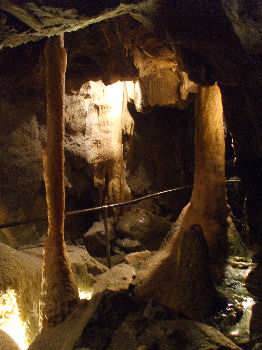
[116, 207, 171, 249]
[109, 319, 243, 350]
[0, 242, 107, 342]
[124, 250, 152, 272]
[0, 330, 20, 350]
[246, 264, 262, 299]
[83, 220, 115, 257]
[135, 225, 218, 320]
[94, 263, 136, 294]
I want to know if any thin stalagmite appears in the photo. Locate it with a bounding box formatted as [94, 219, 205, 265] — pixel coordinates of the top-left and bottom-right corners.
[40, 34, 79, 329]
[135, 84, 228, 319]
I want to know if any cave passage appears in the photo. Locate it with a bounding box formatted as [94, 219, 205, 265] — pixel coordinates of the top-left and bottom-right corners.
[1, 2, 262, 349]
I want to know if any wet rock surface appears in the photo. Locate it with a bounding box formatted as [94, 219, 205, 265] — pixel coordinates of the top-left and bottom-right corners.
[75, 291, 242, 350]
[209, 255, 261, 348]
[74, 251, 262, 350]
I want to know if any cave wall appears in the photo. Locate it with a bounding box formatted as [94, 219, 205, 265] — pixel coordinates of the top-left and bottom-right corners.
[0, 95, 45, 246]
[222, 84, 262, 246]
[127, 104, 194, 217]
[0, 28, 196, 246]
[0, 45, 96, 245]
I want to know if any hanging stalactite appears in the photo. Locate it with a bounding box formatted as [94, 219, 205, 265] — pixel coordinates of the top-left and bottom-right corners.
[40, 34, 79, 329]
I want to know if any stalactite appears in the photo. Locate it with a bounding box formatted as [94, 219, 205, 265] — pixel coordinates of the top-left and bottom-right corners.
[135, 83, 229, 319]
[40, 34, 79, 329]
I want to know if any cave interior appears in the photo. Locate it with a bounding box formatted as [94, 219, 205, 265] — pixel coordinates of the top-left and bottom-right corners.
[0, 1, 262, 350]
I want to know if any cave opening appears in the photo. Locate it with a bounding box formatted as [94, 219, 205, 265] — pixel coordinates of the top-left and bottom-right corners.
[0, 2, 262, 350]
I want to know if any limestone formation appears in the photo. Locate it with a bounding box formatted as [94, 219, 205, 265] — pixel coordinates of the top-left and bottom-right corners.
[40, 35, 79, 329]
[190, 83, 228, 257]
[84, 80, 133, 209]
[108, 319, 243, 350]
[136, 225, 218, 320]
[0, 330, 20, 350]
[135, 84, 229, 318]
[0, 241, 105, 344]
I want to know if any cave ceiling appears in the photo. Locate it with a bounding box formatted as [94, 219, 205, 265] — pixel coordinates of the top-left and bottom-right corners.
[0, 0, 154, 49]
[0, 4, 180, 98]
[0, 0, 262, 88]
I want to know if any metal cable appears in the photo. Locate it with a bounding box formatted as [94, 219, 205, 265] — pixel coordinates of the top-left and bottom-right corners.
[0, 178, 241, 230]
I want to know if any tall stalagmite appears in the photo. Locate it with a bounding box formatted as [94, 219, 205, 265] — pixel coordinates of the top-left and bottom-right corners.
[190, 83, 228, 257]
[136, 84, 228, 319]
[40, 35, 79, 329]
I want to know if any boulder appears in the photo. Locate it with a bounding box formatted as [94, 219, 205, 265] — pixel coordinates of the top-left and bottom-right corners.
[116, 207, 171, 249]
[94, 264, 136, 294]
[109, 319, 243, 350]
[75, 290, 242, 350]
[115, 238, 143, 253]
[124, 251, 152, 272]
[83, 220, 115, 257]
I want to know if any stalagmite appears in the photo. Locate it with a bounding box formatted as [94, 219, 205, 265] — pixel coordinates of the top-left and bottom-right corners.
[40, 35, 79, 329]
[135, 84, 228, 319]
[191, 84, 228, 256]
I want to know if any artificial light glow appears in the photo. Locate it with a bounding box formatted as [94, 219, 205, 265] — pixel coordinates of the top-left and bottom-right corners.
[126, 80, 143, 111]
[242, 296, 255, 310]
[0, 289, 28, 350]
[0, 287, 94, 350]
[78, 288, 93, 301]
[85, 80, 125, 165]
[229, 296, 255, 338]
[85, 80, 135, 167]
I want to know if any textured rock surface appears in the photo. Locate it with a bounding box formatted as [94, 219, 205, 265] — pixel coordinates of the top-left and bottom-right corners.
[108, 319, 243, 350]
[29, 297, 101, 350]
[0, 0, 150, 49]
[150, 0, 262, 246]
[1, 4, 262, 242]
[0, 87, 96, 246]
[20, 244, 108, 289]
[135, 224, 218, 320]
[0, 24, 196, 247]
[0, 98, 45, 246]
[0, 330, 20, 350]
[84, 220, 115, 257]
[116, 207, 171, 249]
[94, 263, 136, 294]
[114, 237, 143, 253]
[124, 250, 152, 271]
[0, 242, 106, 343]
[76, 291, 242, 350]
